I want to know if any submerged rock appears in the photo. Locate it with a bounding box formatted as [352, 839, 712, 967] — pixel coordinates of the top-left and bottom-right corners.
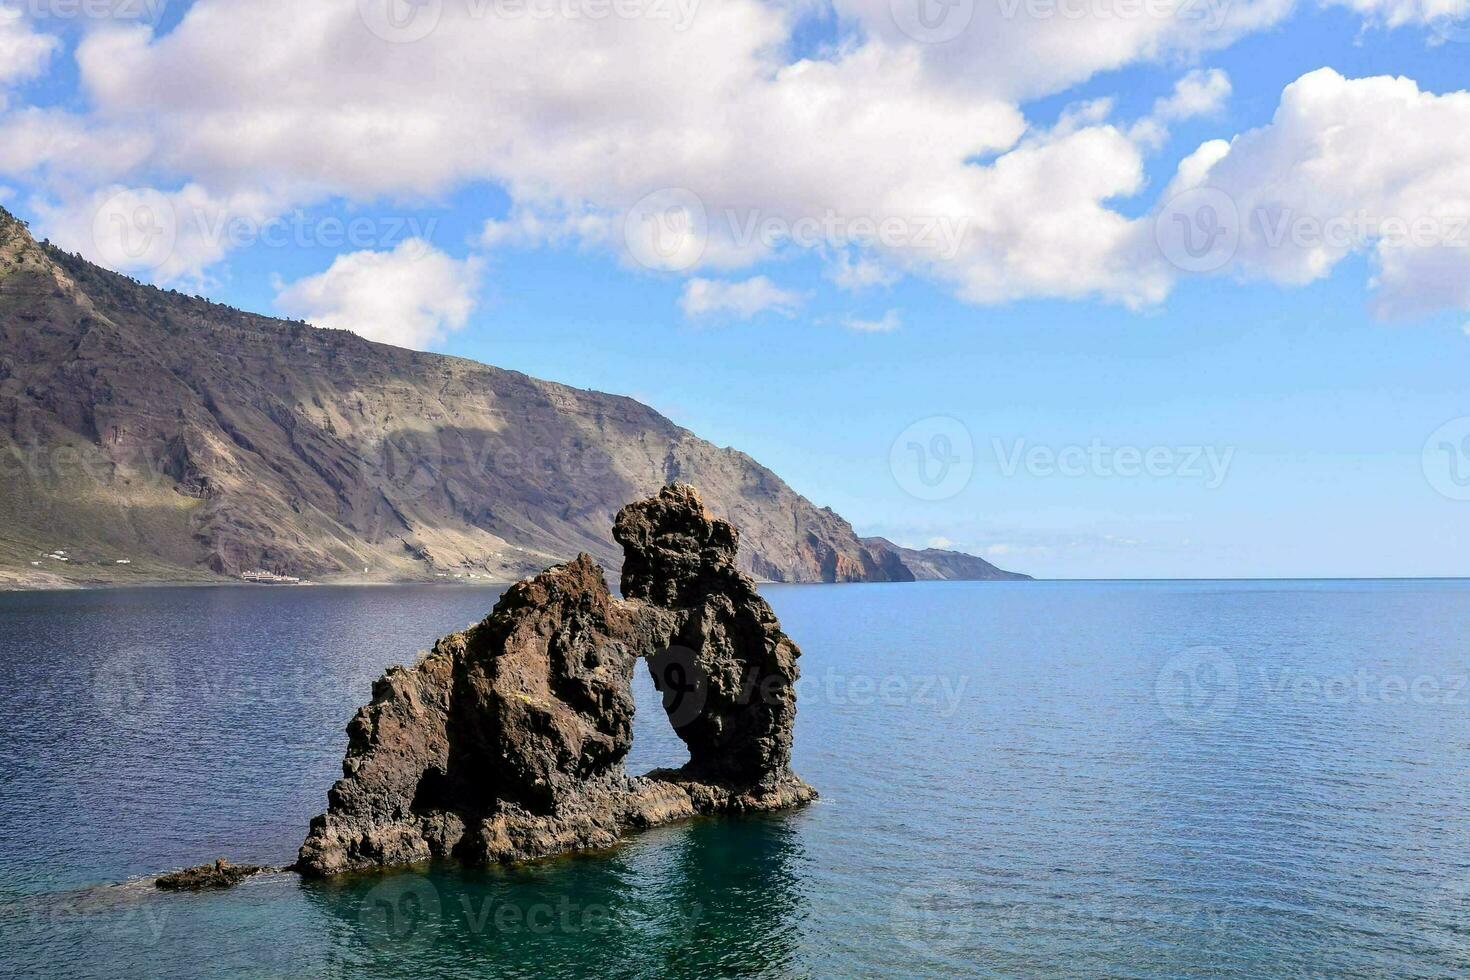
[155, 859, 270, 891]
[297, 485, 816, 876]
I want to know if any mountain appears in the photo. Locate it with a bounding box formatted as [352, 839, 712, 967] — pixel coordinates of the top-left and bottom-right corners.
[863, 537, 1033, 581]
[0, 207, 1027, 588]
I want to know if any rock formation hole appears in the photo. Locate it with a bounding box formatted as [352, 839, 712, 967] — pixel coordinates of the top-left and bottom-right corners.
[628, 666, 693, 774]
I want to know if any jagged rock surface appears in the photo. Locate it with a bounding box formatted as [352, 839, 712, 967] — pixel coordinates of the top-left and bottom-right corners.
[615, 485, 801, 785]
[297, 486, 816, 876]
[155, 859, 271, 891]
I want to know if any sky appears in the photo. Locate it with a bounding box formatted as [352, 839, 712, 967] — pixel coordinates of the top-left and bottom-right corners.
[1, 0, 1469, 579]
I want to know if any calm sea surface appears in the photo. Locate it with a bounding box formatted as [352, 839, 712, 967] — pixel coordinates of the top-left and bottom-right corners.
[2, 579, 1470, 978]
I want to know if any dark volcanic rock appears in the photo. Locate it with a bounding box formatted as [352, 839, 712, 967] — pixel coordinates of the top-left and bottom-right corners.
[155, 859, 270, 891]
[616, 485, 801, 785]
[297, 485, 816, 877]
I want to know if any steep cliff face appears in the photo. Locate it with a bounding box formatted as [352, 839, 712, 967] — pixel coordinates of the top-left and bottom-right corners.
[0, 208, 1021, 586]
[297, 486, 816, 875]
[863, 537, 1034, 581]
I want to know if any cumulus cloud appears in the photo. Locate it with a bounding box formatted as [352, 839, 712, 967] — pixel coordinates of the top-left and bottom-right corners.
[826, 250, 900, 291]
[34, 183, 287, 285]
[835, 0, 1286, 101]
[0, 0, 1161, 305]
[1154, 68, 1233, 121]
[1130, 69, 1232, 148]
[1157, 68, 1470, 317]
[679, 276, 804, 319]
[3, 0, 1469, 323]
[274, 240, 482, 350]
[1320, 0, 1468, 32]
[842, 309, 902, 332]
[0, 107, 154, 183]
[0, 11, 57, 92]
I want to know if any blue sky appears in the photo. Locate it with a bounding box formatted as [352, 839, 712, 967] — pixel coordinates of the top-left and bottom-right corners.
[2, 0, 1468, 578]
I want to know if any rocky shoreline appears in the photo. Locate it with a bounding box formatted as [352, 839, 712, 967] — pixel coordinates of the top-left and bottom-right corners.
[294, 485, 817, 876]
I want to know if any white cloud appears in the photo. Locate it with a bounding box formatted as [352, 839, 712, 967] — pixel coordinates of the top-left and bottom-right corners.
[34, 183, 286, 285]
[481, 206, 611, 251]
[274, 240, 482, 350]
[4, 0, 1467, 323]
[835, 0, 1286, 102]
[0, 0, 1166, 306]
[1320, 0, 1467, 31]
[1130, 69, 1232, 149]
[842, 309, 902, 333]
[0, 11, 57, 92]
[927, 536, 954, 549]
[1159, 68, 1470, 317]
[826, 250, 899, 290]
[679, 276, 804, 319]
[1154, 68, 1233, 121]
[0, 107, 154, 183]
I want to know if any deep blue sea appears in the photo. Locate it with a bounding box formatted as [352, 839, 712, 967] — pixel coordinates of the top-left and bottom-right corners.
[2, 579, 1470, 978]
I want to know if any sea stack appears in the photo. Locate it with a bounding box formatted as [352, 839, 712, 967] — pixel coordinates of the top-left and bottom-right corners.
[296, 485, 816, 876]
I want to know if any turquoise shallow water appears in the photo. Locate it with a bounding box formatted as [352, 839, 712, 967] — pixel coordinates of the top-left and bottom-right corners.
[3, 579, 1470, 977]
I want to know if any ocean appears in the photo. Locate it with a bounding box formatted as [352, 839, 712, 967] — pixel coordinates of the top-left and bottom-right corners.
[2, 579, 1468, 977]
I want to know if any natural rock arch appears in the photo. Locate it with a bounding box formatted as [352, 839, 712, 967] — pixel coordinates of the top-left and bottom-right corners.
[297, 485, 816, 876]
